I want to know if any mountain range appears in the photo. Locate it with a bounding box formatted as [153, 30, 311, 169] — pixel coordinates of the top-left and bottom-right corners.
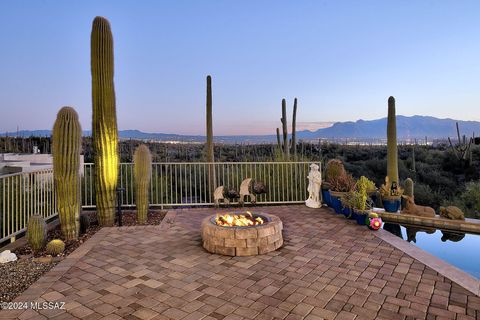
[2, 115, 479, 143]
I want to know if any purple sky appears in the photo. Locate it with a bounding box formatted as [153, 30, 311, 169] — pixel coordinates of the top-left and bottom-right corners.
[0, 1, 479, 135]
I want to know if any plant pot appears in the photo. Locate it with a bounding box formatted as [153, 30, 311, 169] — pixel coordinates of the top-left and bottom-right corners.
[383, 198, 401, 213]
[342, 207, 352, 218]
[321, 189, 331, 207]
[329, 191, 345, 214]
[353, 209, 368, 225]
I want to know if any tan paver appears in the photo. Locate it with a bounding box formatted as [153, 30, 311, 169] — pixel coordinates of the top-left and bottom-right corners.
[1, 206, 479, 320]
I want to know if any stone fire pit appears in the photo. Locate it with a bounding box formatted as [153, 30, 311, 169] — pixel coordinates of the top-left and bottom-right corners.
[201, 212, 283, 256]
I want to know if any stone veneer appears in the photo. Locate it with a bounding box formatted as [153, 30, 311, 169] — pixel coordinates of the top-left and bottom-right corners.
[201, 212, 283, 256]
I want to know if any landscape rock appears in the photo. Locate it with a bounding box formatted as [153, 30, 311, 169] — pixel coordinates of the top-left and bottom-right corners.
[0, 250, 17, 264]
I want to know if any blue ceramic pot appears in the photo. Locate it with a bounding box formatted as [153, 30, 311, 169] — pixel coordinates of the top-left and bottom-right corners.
[322, 189, 331, 207]
[342, 207, 352, 218]
[354, 210, 368, 225]
[383, 199, 401, 213]
[332, 196, 343, 214]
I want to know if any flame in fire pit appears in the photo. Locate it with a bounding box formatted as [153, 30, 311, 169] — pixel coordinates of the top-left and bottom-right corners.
[215, 211, 264, 227]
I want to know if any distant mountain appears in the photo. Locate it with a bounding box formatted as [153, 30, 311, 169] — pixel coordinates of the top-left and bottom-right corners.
[298, 115, 480, 140]
[3, 115, 479, 142]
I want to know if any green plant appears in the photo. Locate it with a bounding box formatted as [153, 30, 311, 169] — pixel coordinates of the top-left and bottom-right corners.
[355, 176, 372, 211]
[134, 144, 152, 224]
[380, 176, 404, 199]
[325, 159, 346, 183]
[387, 96, 399, 186]
[27, 215, 47, 252]
[46, 239, 65, 256]
[52, 106, 81, 240]
[91, 16, 119, 226]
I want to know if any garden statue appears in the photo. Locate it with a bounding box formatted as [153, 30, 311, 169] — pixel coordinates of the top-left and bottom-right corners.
[305, 163, 322, 208]
[239, 178, 267, 205]
[401, 195, 435, 218]
[214, 186, 240, 207]
[439, 206, 465, 220]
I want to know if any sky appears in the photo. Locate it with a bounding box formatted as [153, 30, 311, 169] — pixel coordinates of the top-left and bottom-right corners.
[0, 0, 479, 135]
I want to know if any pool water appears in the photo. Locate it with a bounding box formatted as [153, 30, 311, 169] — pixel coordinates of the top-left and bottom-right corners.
[383, 223, 480, 279]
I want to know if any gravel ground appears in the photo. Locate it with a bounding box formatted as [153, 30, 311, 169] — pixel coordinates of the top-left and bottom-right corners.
[0, 210, 166, 303]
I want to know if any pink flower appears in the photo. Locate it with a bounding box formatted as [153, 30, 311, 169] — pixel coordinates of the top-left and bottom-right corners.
[370, 217, 382, 230]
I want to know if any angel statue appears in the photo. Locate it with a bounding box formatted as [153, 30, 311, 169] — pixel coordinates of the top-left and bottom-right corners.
[306, 163, 322, 208]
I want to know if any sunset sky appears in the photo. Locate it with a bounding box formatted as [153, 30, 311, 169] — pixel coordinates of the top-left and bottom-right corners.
[0, 0, 479, 135]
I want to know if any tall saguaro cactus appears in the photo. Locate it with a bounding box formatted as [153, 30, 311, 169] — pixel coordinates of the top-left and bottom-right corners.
[291, 98, 297, 159]
[91, 16, 119, 226]
[134, 145, 152, 224]
[281, 99, 289, 159]
[387, 96, 399, 186]
[276, 98, 297, 160]
[206, 75, 214, 163]
[205, 75, 215, 199]
[52, 107, 82, 240]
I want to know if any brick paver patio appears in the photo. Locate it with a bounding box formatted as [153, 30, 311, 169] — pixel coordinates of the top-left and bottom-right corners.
[1, 205, 479, 319]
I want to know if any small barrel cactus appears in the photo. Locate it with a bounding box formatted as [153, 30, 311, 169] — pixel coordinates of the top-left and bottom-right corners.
[133, 145, 152, 224]
[27, 215, 47, 252]
[46, 239, 65, 256]
[79, 215, 90, 235]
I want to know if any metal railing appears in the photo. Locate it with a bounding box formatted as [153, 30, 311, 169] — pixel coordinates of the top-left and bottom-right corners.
[0, 169, 57, 243]
[0, 161, 318, 243]
[82, 162, 319, 208]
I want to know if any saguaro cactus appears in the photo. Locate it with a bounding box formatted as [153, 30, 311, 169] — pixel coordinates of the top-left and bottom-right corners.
[206, 75, 214, 163]
[276, 98, 297, 160]
[281, 99, 289, 159]
[52, 106, 81, 240]
[91, 16, 119, 226]
[387, 96, 399, 186]
[27, 215, 47, 252]
[134, 145, 152, 224]
[291, 98, 297, 158]
[404, 178, 414, 198]
[448, 122, 473, 166]
[205, 75, 215, 199]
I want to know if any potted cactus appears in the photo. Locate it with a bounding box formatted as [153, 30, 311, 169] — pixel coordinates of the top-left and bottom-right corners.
[323, 159, 346, 207]
[351, 176, 374, 225]
[329, 173, 356, 214]
[380, 176, 404, 213]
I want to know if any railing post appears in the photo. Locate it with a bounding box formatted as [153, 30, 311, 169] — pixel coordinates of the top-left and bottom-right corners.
[116, 187, 125, 226]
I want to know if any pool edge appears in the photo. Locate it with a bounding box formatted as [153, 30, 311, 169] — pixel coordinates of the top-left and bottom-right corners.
[373, 228, 480, 296]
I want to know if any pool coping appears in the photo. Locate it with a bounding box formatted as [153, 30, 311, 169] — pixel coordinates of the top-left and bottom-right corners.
[374, 228, 480, 296]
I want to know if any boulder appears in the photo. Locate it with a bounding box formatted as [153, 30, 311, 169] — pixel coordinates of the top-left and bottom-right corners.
[439, 206, 465, 220]
[0, 250, 17, 264]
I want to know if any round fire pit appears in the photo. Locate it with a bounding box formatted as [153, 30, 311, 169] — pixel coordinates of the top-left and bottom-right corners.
[201, 212, 283, 256]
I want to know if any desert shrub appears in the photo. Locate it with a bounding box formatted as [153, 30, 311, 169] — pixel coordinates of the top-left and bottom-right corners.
[444, 181, 480, 219]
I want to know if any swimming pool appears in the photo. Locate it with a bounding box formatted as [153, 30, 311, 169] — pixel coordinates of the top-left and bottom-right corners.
[383, 223, 480, 279]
